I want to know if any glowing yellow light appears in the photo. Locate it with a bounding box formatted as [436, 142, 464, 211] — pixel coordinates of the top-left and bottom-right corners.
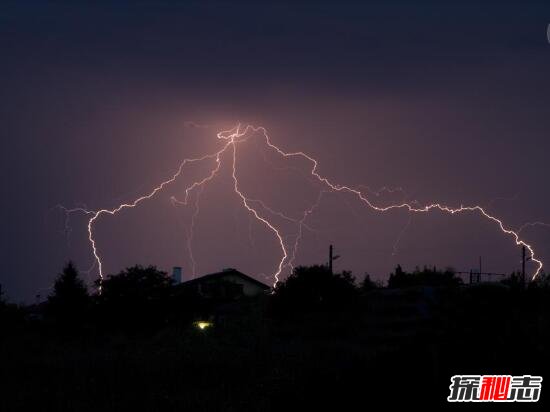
[195, 321, 213, 330]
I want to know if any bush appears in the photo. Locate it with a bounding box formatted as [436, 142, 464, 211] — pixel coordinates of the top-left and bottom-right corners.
[270, 265, 358, 316]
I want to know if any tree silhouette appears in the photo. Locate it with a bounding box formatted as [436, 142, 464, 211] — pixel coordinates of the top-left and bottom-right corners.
[0, 282, 23, 329]
[95, 265, 173, 331]
[46, 261, 90, 325]
[0, 283, 6, 315]
[360, 273, 380, 292]
[500, 271, 524, 289]
[271, 265, 358, 315]
[388, 264, 461, 288]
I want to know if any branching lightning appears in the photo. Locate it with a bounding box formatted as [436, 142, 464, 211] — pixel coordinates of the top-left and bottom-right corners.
[518, 221, 550, 235]
[287, 190, 326, 274]
[61, 124, 544, 291]
[170, 184, 205, 278]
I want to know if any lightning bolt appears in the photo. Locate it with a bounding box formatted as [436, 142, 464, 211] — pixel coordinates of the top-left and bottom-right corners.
[247, 124, 543, 280]
[358, 185, 408, 203]
[518, 221, 550, 235]
[170, 184, 205, 278]
[344, 186, 418, 257]
[287, 190, 326, 274]
[392, 215, 413, 257]
[486, 191, 521, 210]
[62, 135, 233, 291]
[230, 132, 288, 285]
[62, 123, 544, 292]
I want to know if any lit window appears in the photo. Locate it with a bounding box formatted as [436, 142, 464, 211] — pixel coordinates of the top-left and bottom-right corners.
[194, 321, 213, 330]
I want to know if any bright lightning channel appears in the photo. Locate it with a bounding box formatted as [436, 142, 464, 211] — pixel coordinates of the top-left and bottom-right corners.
[61, 124, 544, 291]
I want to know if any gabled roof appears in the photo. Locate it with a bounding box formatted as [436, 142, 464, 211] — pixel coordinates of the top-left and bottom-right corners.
[180, 268, 271, 290]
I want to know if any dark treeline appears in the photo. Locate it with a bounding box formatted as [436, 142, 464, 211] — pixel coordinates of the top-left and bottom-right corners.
[1, 262, 550, 410]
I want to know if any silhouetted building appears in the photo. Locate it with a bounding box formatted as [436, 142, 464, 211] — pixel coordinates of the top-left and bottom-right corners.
[176, 268, 270, 300]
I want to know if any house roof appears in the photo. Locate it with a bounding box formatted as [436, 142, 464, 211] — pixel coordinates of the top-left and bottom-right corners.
[179, 268, 271, 290]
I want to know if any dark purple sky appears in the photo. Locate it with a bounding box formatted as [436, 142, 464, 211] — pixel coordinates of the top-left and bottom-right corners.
[2, 1, 550, 302]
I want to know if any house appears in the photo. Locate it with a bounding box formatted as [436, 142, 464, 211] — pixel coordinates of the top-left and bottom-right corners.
[175, 268, 270, 300]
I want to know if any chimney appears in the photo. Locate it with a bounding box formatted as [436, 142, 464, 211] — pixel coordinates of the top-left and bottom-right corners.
[172, 266, 183, 284]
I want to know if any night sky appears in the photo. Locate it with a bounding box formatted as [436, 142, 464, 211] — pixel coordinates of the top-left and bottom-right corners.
[2, 1, 550, 302]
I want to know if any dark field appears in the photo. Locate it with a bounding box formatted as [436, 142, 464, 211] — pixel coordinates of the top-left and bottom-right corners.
[2, 280, 549, 411]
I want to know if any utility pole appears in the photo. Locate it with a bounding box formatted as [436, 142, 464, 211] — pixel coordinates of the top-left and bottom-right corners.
[479, 256, 482, 283]
[328, 244, 340, 274]
[479, 256, 482, 276]
[459, 257, 506, 284]
[329, 245, 333, 274]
